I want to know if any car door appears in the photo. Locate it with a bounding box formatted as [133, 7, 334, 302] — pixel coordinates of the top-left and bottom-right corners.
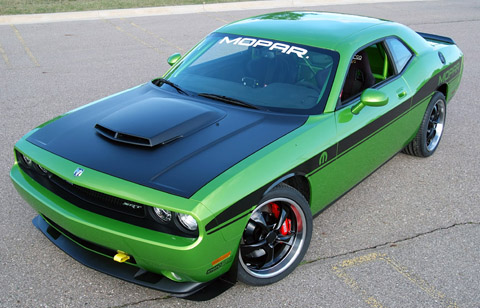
[309, 38, 415, 212]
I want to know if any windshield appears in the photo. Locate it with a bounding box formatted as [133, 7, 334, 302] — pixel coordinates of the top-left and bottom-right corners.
[164, 33, 339, 114]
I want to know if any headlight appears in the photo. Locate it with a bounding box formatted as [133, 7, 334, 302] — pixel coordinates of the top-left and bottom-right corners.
[152, 207, 172, 223]
[22, 154, 33, 167]
[177, 213, 198, 231]
[148, 206, 199, 236]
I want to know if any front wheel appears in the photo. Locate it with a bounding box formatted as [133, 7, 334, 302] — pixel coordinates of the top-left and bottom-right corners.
[237, 184, 312, 286]
[403, 92, 446, 157]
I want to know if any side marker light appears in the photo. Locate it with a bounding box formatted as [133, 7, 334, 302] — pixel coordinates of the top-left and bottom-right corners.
[212, 251, 231, 266]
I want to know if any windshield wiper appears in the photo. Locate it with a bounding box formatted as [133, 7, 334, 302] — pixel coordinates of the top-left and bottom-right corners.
[198, 93, 264, 110]
[152, 78, 188, 96]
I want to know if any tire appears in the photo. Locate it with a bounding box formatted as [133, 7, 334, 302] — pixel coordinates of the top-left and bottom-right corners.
[403, 92, 446, 157]
[237, 184, 312, 286]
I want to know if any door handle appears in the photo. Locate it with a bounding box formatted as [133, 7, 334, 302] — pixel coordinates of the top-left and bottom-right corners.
[397, 88, 407, 98]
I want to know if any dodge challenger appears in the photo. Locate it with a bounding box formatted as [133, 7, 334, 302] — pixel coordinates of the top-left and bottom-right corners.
[10, 12, 463, 297]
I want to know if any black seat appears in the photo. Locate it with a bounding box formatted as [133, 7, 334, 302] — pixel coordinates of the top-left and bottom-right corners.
[341, 50, 375, 102]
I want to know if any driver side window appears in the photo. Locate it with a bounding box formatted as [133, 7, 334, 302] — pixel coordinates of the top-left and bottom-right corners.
[341, 41, 395, 103]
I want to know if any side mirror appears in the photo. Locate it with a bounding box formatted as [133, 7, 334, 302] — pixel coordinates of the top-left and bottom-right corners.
[167, 53, 182, 66]
[351, 88, 389, 114]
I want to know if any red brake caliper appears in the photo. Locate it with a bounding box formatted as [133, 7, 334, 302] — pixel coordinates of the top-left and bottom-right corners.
[271, 203, 291, 236]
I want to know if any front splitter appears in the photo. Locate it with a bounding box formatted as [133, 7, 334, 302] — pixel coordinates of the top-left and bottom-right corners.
[32, 215, 234, 300]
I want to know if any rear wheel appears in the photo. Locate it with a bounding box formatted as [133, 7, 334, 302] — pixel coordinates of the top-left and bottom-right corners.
[237, 184, 312, 285]
[403, 92, 446, 157]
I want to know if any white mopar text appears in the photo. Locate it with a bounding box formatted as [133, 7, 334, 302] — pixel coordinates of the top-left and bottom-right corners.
[219, 36, 308, 58]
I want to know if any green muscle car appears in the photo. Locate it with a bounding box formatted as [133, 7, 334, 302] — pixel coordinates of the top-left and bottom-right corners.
[10, 11, 463, 297]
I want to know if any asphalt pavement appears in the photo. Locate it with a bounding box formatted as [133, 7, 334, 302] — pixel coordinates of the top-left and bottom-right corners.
[1, 0, 479, 307]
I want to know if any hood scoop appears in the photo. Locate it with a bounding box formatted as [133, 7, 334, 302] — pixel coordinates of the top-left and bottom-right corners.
[95, 97, 226, 147]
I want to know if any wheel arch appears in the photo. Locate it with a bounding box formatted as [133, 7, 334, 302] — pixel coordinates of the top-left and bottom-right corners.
[437, 83, 448, 101]
[263, 173, 311, 205]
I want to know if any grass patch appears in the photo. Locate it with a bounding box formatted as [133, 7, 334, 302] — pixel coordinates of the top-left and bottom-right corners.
[0, 0, 258, 15]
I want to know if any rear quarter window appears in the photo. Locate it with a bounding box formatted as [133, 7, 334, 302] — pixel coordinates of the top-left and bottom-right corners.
[385, 38, 413, 73]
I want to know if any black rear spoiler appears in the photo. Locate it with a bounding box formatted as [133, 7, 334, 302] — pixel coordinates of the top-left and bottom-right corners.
[417, 32, 455, 45]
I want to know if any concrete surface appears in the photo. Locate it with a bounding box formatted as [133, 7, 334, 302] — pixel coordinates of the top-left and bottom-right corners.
[1, 0, 479, 307]
[0, 0, 434, 25]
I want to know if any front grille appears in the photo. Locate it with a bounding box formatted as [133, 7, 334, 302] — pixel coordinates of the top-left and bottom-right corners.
[15, 150, 198, 238]
[50, 174, 146, 218]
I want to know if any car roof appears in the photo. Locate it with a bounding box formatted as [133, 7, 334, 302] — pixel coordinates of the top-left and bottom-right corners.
[216, 12, 392, 51]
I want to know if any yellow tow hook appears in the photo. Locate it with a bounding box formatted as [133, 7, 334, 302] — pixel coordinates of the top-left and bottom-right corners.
[113, 250, 130, 263]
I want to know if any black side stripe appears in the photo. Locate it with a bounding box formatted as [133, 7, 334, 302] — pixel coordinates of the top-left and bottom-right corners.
[309, 98, 414, 178]
[205, 57, 462, 233]
[206, 185, 267, 234]
[206, 211, 252, 235]
[338, 99, 411, 154]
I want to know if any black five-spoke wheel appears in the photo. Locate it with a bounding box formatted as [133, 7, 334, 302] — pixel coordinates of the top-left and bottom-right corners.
[403, 91, 446, 157]
[237, 184, 312, 285]
[426, 98, 445, 152]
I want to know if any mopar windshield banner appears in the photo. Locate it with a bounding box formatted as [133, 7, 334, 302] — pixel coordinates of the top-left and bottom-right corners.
[219, 36, 309, 58]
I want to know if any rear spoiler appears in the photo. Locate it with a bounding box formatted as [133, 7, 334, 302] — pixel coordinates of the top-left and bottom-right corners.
[417, 32, 456, 45]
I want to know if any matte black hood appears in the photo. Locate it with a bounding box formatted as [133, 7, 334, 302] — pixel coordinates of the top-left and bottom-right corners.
[27, 83, 307, 198]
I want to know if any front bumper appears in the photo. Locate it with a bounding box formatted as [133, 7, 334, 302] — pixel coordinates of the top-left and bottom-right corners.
[32, 214, 209, 296]
[10, 157, 239, 292]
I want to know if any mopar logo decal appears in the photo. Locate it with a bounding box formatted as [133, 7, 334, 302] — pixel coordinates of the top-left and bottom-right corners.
[73, 168, 84, 177]
[219, 36, 308, 58]
[319, 151, 328, 166]
[438, 62, 460, 85]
